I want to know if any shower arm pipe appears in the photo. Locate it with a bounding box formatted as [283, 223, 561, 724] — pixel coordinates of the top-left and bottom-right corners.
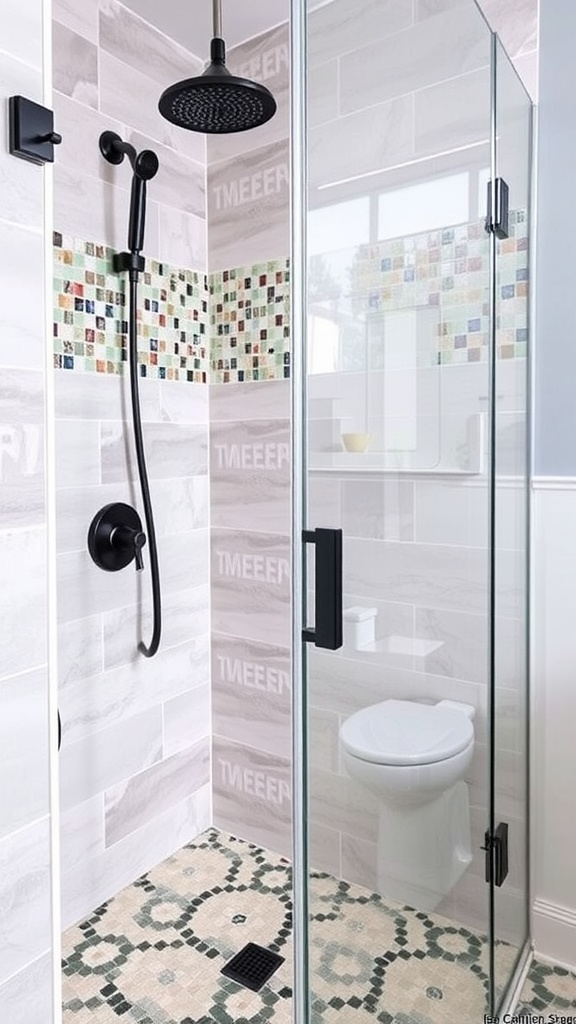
[213, 0, 222, 38]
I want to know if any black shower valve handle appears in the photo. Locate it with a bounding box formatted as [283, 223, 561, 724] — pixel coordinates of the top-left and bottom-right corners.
[88, 502, 147, 574]
[112, 524, 147, 571]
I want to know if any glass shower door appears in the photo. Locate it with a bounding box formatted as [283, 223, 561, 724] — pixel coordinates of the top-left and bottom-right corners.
[292, 0, 511, 1020]
[491, 36, 532, 1010]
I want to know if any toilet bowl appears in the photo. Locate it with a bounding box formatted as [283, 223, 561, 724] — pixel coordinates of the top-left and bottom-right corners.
[340, 699, 475, 912]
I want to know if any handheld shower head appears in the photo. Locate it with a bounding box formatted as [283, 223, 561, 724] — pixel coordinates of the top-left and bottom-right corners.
[99, 131, 160, 256]
[134, 149, 159, 182]
[158, 1, 277, 134]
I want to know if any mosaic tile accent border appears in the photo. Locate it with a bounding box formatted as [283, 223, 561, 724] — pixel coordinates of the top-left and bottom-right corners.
[343, 210, 528, 366]
[53, 233, 209, 382]
[210, 260, 291, 385]
[60, 826, 575, 1024]
[53, 214, 527, 385]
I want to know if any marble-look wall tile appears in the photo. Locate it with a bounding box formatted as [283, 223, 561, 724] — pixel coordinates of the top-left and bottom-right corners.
[308, 706, 340, 774]
[210, 380, 290, 421]
[309, 823, 341, 878]
[309, 766, 379, 844]
[0, 56, 43, 230]
[99, 51, 203, 164]
[129, 131, 205, 220]
[99, 0, 203, 87]
[344, 536, 490, 614]
[60, 637, 209, 743]
[0, 668, 49, 837]
[0, 369, 44, 529]
[54, 163, 158, 258]
[54, 418, 100, 489]
[56, 476, 208, 553]
[415, 67, 491, 158]
[342, 479, 414, 541]
[212, 633, 291, 759]
[57, 529, 209, 622]
[105, 737, 210, 845]
[415, 607, 488, 684]
[54, 0, 98, 41]
[164, 685, 211, 758]
[0, 0, 43, 68]
[210, 419, 290, 533]
[308, 0, 412, 66]
[55, 370, 161, 423]
[101, 421, 208, 483]
[340, 6, 489, 115]
[513, 51, 538, 101]
[160, 380, 209, 424]
[62, 785, 211, 930]
[208, 24, 289, 164]
[480, 0, 538, 58]
[53, 91, 127, 186]
[158, 205, 207, 270]
[309, 60, 339, 128]
[308, 476, 342, 531]
[211, 529, 290, 646]
[53, 21, 98, 109]
[416, 0, 461, 19]
[213, 736, 291, 857]
[341, 833, 378, 890]
[60, 796, 105, 876]
[103, 584, 210, 669]
[414, 480, 488, 547]
[208, 139, 290, 270]
[308, 647, 482, 719]
[468, 743, 525, 821]
[58, 614, 103, 688]
[0, 528, 47, 678]
[0, 222, 44, 370]
[0, 817, 51, 982]
[60, 707, 162, 811]
[309, 94, 413, 190]
[0, 951, 53, 1024]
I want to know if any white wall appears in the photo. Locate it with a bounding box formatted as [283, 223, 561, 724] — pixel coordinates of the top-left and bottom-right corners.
[532, 485, 576, 967]
[531, 0, 576, 971]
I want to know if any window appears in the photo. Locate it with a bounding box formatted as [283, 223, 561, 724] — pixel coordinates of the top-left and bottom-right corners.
[378, 173, 469, 240]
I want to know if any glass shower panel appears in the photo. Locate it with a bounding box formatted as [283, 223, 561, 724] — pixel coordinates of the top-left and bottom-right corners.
[492, 37, 532, 1009]
[302, 0, 496, 1019]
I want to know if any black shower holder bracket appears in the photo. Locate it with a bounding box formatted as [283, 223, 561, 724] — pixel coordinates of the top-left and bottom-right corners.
[88, 502, 147, 573]
[9, 95, 62, 165]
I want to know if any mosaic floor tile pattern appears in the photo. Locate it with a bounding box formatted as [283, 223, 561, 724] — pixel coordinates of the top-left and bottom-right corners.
[53, 233, 209, 381]
[61, 828, 576, 1024]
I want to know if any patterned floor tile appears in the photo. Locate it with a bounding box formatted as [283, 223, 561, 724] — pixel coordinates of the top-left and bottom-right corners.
[61, 828, 575, 1023]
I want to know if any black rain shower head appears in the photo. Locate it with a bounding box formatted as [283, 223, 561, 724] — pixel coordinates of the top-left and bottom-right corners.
[158, 2, 277, 135]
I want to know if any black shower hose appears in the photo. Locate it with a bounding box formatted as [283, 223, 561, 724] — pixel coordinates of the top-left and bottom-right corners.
[129, 271, 161, 657]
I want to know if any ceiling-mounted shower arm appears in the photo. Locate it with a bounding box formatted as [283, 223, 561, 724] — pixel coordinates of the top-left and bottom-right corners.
[213, 0, 223, 38]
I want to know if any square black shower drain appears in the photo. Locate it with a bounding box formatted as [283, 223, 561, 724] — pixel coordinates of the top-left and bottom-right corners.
[221, 942, 284, 991]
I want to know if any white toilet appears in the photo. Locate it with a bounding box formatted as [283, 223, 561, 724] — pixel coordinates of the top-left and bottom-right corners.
[340, 698, 475, 912]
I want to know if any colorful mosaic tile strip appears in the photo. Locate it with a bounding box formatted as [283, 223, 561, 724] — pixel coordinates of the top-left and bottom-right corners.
[53, 233, 209, 382]
[210, 259, 291, 385]
[340, 210, 528, 366]
[53, 214, 527, 386]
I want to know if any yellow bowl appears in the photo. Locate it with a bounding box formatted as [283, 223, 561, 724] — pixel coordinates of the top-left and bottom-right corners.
[341, 432, 370, 453]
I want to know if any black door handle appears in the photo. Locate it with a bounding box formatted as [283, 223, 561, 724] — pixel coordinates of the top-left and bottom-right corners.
[302, 528, 343, 650]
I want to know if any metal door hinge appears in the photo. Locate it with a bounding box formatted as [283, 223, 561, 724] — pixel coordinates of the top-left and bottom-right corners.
[481, 822, 509, 887]
[485, 177, 510, 239]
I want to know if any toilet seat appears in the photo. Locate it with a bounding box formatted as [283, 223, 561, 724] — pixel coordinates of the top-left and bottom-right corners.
[340, 699, 474, 767]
